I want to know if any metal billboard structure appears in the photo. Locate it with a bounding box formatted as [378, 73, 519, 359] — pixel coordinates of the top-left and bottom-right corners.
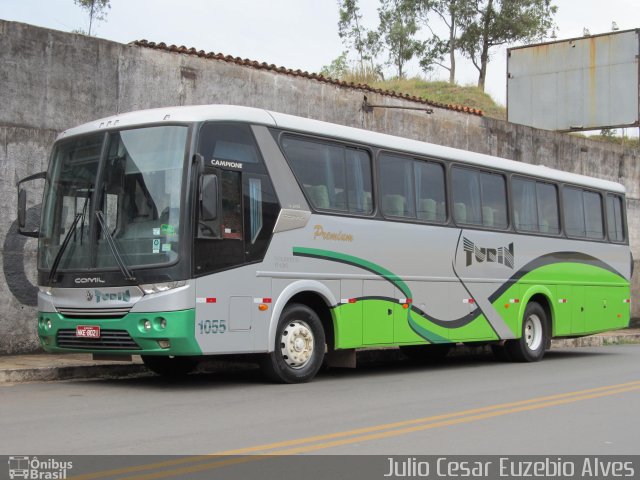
[507, 29, 640, 132]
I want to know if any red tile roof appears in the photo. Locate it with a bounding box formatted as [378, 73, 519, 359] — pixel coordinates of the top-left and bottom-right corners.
[131, 40, 483, 117]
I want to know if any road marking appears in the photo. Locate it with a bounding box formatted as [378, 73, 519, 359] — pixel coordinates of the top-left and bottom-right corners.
[70, 380, 640, 480]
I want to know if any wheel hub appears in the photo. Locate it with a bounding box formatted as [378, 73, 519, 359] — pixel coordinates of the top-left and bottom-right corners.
[524, 314, 543, 351]
[280, 320, 314, 369]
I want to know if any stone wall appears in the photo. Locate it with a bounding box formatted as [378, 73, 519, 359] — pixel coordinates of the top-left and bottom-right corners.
[1, 20, 638, 353]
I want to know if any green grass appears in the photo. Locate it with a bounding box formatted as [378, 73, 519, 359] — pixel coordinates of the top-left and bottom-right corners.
[368, 78, 507, 120]
[584, 134, 639, 149]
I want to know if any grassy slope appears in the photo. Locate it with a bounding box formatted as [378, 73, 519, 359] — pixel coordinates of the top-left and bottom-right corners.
[370, 78, 507, 120]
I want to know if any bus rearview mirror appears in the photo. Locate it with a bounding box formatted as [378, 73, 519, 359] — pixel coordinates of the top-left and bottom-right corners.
[16, 171, 46, 238]
[201, 174, 218, 221]
[18, 188, 27, 229]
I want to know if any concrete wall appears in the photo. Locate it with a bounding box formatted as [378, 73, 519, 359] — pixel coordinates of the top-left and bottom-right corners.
[1, 20, 638, 354]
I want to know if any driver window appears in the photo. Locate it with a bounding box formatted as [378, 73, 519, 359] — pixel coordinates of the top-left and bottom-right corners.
[199, 169, 243, 240]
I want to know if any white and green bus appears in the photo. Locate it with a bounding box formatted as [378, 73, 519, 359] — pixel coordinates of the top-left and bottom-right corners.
[18, 105, 632, 383]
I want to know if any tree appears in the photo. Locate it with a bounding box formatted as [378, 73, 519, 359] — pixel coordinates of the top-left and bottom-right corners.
[320, 52, 350, 79]
[377, 0, 423, 78]
[74, 0, 111, 36]
[417, 0, 475, 84]
[599, 128, 616, 139]
[338, 0, 381, 73]
[458, 0, 557, 90]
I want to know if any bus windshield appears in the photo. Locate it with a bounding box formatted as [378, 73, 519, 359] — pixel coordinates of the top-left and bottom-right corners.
[38, 125, 188, 273]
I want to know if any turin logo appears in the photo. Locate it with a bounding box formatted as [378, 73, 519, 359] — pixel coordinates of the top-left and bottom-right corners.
[463, 237, 514, 269]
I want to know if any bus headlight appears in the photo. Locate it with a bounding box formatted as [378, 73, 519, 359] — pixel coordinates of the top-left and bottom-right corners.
[140, 281, 187, 295]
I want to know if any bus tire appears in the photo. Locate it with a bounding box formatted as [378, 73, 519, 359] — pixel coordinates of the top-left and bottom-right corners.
[141, 355, 198, 377]
[400, 343, 452, 363]
[505, 302, 548, 362]
[261, 303, 326, 384]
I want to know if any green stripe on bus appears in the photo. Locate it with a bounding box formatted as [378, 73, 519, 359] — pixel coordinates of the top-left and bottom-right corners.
[293, 247, 411, 297]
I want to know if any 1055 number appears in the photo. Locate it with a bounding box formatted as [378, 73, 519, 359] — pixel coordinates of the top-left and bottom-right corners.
[198, 319, 227, 334]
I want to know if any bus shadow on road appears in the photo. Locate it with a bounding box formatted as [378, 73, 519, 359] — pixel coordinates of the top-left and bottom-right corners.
[86, 346, 624, 389]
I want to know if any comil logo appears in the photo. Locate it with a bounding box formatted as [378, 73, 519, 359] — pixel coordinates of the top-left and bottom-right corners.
[8, 456, 72, 479]
[463, 237, 514, 269]
[74, 277, 105, 284]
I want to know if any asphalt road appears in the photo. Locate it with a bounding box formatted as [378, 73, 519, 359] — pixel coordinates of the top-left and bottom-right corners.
[1, 345, 639, 461]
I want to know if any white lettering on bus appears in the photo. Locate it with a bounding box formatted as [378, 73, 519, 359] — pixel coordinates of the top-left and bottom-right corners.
[210, 159, 243, 169]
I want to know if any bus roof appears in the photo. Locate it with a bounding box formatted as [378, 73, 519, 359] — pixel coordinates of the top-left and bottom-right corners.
[59, 104, 625, 194]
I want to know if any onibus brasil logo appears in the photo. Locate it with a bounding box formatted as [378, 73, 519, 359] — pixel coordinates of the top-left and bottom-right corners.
[8, 456, 72, 479]
[463, 237, 514, 269]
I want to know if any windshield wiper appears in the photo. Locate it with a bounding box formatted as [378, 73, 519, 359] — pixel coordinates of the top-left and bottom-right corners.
[48, 213, 83, 284]
[78, 190, 91, 244]
[95, 210, 136, 281]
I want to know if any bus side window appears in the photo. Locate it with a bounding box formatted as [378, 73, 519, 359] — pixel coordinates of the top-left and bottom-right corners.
[606, 194, 625, 242]
[563, 186, 604, 239]
[452, 167, 507, 229]
[379, 153, 415, 218]
[583, 190, 604, 239]
[513, 178, 538, 231]
[513, 178, 560, 235]
[480, 172, 507, 228]
[415, 160, 446, 223]
[244, 173, 280, 262]
[281, 136, 373, 215]
[452, 167, 481, 225]
[563, 186, 585, 237]
[536, 182, 560, 234]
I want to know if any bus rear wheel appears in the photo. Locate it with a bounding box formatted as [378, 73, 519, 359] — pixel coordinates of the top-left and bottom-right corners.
[505, 302, 549, 362]
[261, 303, 326, 383]
[141, 355, 198, 377]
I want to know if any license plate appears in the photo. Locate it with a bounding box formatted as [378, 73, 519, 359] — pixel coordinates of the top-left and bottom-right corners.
[76, 325, 101, 338]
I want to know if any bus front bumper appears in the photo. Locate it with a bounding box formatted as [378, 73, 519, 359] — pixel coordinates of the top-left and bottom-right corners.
[37, 309, 202, 356]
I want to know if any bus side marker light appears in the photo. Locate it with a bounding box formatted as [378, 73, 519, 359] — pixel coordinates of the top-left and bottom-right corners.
[558, 299, 568, 304]
[623, 299, 630, 303]
[258, 304, 269, 311]
[196, 298, 217, 303]
[504, 304, 510, 309]
[463, 298, 475, 304]
[509, 298, 520, 303]
[254, 298, 272, 304]
[341, 298, 358, 304]
[617, 314, 622, 318]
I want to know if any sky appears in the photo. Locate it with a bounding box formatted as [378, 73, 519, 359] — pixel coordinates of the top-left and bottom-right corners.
[1, 0, 639, 120]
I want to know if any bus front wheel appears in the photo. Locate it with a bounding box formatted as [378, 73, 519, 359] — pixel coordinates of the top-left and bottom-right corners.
[506, 302, 549, 362]
[261, 303, 326, 383]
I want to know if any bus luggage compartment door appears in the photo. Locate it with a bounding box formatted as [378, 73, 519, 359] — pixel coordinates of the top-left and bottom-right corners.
[362, 280, 394, 345]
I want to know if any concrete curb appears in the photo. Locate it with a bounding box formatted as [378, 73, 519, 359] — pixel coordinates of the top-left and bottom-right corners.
[551, 333, 640, 348]
[1, 331, 639, 384]
[0, 363, 149, 384]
